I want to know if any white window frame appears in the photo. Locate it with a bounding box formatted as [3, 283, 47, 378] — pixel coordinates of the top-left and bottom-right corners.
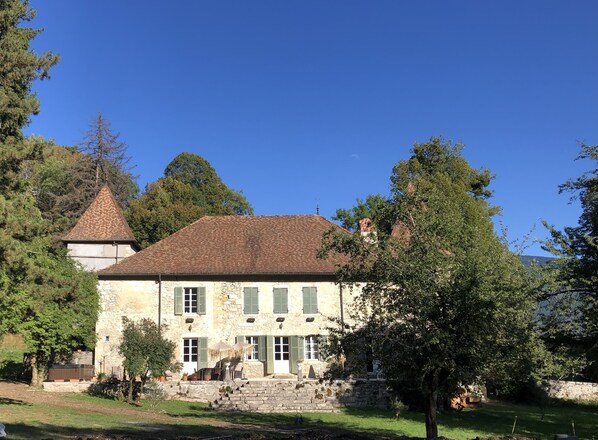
[245, 336, 259, 361]
[184, 287, 198, 314]
[304, 335, 319, 360]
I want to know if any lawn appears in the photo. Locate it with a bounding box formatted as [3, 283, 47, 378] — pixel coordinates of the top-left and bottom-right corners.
[0, 386, 596, 440]
[0, 334, 27, 381]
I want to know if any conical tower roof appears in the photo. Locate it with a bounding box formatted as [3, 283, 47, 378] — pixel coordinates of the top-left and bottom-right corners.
[63, 185, 137, 244]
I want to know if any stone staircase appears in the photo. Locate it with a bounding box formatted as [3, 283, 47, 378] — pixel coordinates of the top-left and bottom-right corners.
[210, 379, 341, 412]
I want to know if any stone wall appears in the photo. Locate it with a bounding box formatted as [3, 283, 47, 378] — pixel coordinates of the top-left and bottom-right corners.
[43, 381, 93, 393]
[168, 378, 390, 412]
[95, 278, 357, 378]
[42, 378, 390, 414]
[544, 380, 598, 401]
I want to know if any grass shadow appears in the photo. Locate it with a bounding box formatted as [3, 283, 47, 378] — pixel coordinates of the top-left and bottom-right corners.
[0, 396, 30, 406]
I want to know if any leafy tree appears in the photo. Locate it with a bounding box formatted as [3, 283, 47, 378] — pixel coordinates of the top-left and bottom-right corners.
[2, 245, 99, 387]
[320, 137, 538, 439]
[22, 138, 138, 236]
[164, 152, 252, 215]
[0, 0, 99, 387]
[543, 143, 598, 380]
[79, 113, 138, 206]
[118, 318, 177, 404]
[333, 194, 388, 231]
[127, 152, 252, 247]
[28, 142, 97, 232]
[126, 177, 205, 248]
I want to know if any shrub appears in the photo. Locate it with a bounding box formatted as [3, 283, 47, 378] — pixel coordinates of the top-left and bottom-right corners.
[143, 381, 168, 409]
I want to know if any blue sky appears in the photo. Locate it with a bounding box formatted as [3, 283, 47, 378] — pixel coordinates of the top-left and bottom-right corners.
[26, 1, 597, 256]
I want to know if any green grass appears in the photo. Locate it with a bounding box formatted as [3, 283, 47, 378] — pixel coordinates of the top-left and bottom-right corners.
[0, 334, 27, 381]
[4, 391, 595, 440]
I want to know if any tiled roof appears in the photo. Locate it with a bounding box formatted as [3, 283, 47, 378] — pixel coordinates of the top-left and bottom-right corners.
[98, 215, 348, 276]
[63, 185, 137, 244]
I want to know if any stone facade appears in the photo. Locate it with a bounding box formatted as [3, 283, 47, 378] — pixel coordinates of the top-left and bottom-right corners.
[95, 278, 356, 379]
[544, 380, 598, 402]
[67, 242, 137, 272]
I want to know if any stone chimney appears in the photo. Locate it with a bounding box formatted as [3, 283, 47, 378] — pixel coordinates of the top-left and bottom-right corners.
[358, 218, 374, 236]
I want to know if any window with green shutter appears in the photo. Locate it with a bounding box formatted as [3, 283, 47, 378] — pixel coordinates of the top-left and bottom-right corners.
[302, 287, 318, 314]
[243, 287, 258, 314]
[184, 287, 197, 313]
[273, 288, 288, 313]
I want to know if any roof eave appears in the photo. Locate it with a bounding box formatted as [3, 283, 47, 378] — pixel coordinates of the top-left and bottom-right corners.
[98, 271, 340, 281]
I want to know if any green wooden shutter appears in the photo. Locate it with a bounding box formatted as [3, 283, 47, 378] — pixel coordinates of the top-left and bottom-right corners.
[198, 337, 208, 369]
[302, 287, 308, 314]
[282, 289, 288, 313]
[258, 335, 267, 362]
[266, 336, 274, 374]
[236, 335, 243, 344]
[174, 287, 183, 315]
[197, 287, 206, 315]
[273, 289, 279, 313]
[290, 336, 305, 374]
[302, 287, 317, 314]
[273, 288, 288, 313]
[244, 287, 258, 314]
[298, 336, 305, 361]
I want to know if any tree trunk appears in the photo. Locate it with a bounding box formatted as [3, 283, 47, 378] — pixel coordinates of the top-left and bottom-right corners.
[128, 377, 134, 404]
[424, 390, 439, 439]
[424, 372, 440, 440]
[29, 353, 46, 389]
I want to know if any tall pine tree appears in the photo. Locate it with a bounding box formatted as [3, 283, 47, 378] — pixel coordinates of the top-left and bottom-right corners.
[543, 143, 598, 380]
[0, 0, 98, 387]
[79, 113, 138, 206]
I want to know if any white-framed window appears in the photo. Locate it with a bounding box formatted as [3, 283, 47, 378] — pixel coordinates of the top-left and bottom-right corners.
[175, 287, 206, 315]
[304, 335, 319, 360]
[245, 336, 259, 360]
[183, 338, 198, 364]
[184, 287, 197, 314]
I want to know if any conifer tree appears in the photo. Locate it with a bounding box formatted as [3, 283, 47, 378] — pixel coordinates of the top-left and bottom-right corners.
[79, 113, 138, 206]
[543, 143, 598, 380]
[0, 0, 98, 387]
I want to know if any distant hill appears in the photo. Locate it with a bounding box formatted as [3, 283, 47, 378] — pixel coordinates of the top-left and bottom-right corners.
[520, 255, 555, 268]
